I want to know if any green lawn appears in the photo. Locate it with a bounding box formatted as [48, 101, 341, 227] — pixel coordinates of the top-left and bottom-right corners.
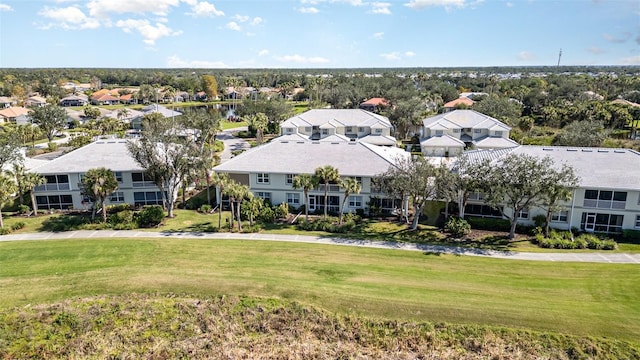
[0, 237, 638, 342]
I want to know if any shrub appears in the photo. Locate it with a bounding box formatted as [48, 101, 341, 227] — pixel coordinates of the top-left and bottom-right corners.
[0, 227, 11, 235]
[535, 231, 617, 250]
[18, 205, 30, 214]
[532, 214, 547, 228]
[47, 142, 59, 151]
[199, 204, 212, 213]
[444, 217, 471, 238]
[466, 217, 511, 232]
[258, 206, 276, 223]
[10, 222, 25, 231]
[107, 204, 133, 214]
[275, 203, 289, 219]
[109, 210, 134, 225]
[622, 230, 640, 244]
[135, 205, 165, 228]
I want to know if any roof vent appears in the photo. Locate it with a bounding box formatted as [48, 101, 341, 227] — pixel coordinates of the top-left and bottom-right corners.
[597, 149, 608, 153]
[542, 148, 553, 151]
[312, 141, 320, 144]
[280, 141, 289, 143]
[614, 150, 625, 153]
[331, 142, 340, 145]
[581, 149, 592, 152]
[567, 149, 577, 152]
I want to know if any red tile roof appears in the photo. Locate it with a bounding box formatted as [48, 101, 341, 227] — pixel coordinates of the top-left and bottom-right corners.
[444, 97, 475, 108]
[360, 97, 389, 106]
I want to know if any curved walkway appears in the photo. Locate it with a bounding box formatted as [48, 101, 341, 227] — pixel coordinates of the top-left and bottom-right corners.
[218, 126, 249, 163]
[1, 230, 639, 264]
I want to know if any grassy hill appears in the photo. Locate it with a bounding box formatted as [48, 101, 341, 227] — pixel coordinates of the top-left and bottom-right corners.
[1, 294, 638, 359]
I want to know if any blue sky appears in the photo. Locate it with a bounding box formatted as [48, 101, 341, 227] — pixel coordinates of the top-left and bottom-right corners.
[0, 0, 638, 68]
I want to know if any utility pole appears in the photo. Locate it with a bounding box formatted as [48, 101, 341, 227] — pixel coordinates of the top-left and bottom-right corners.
[557, 49, 562, 67]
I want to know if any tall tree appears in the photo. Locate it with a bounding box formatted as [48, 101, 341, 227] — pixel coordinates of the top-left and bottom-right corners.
[478, 153, 567, 239]
[339, 177, 361, 225]
[226, 182, 250, 231]
[210, 172, 231, 229]
[314, 165, 340, 219]
[201, 74, 218, 100]
[29, 105, 67, 142]
[23, 172, 46, 216]
[379, 156, 438, 230]
[81, 167, 118, 222]
[244, 112, 268, 144]
[127, 116, 197, 218]
[0, 173, 17, 228]
[292, 173, 317, 221]
[553, 120, 608, 147]
[83, 106, 102, 120]
[540, 164, 580, 237]
[0, 127, 21, 171]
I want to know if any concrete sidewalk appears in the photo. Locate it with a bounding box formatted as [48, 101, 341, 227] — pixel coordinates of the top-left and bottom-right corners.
[1, 230, 639, 264]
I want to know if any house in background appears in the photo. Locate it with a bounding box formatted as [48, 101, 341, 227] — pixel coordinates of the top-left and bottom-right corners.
[461, 145, 640, 235]
[0, 106, 30, 124]
[359, 97, 389, 112]
[279, 109, 397, 146]
[131, 104, 182, 129]
[29, 140, 166, 210]
[59, 94, 89, 107]
[420, 109, 518, 157]
[25, 96, 47, 107]
[0, 96, 16, 108]
[442, 97, 475, 111]
[213, 139, 409, 215]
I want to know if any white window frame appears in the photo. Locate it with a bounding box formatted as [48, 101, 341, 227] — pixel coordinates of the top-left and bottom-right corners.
[635, 215, 640, 229]
[375, 128, 383, 134]
[494, 131, 503, 137]
[109, 191, 125, 203]
[256, 192, 271, 203]
[517, 208, 529, 219]
[348, 195, 363, 208]
[435, 130, 443, 136]
[473, 128, 482, 134]
[114, 171, 123, 183]
[286, 174, 294, 185]
[551, 210, 569, 223]
[358, 127, 365, 132]
[286, 192, 300, 205]
[322, 129, 329, 135]
[453, 128, 460, 133]
[256, 173, 269, 184]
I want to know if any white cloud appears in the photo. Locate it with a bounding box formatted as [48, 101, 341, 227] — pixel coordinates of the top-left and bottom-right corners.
[505, 2, 513, 7]
[517, 51, 535, 61]
[0, 3, 13, 11]
[167, 55, 228, 68]
[373, 32, 384, 39]
[116, 19, 181, 44]
[603, 32, 631, 44]
[225, 21, 241, 31]
[404, 0, 467, 10]
[258, 49, 269, 56]
[251, 17, 263, 26]
[298, 7, 319, 13]
[38, 6, 100, 29]
[87, 0, 181, 18]
[187, 1, 224, 17]
[405, 51, 416, 57]
[586, 46, 606, 55]
[620, 55, 640, 65]
[275, 54, 330, 64]
[380, 52, 402, 60]
[233, 14, 250, 22]
[369, 2, 391, 14]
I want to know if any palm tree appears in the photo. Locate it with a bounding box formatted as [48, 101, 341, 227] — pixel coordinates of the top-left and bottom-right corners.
[0, 174, 17, 228]
[24, 172, 46, 216]
[292, 173, 317, 221]
[339, 177, 361, 225]
[314, 165, 340, 219]
[81, 167, 119, 222]
[246, 195, 262, 227]
[9, 164, 27, 207]
[244, 112, 268, 144]
[210, 172, 231, 229]
[226, 182, 250, 231]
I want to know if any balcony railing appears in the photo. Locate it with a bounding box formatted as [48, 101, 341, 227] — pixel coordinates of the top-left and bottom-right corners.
[316, 184, 341, 192]
[583, 199, 626, 210]
[34, 183, 71, 191]
[132, 181, 157, 188]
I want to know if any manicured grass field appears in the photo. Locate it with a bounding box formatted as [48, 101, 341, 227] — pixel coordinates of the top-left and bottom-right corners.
[0, 237, 639, 342]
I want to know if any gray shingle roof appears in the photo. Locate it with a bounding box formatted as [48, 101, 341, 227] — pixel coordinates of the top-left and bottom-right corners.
[422, 109, 511, 131]
[213, 139, 408, 177]
[30, 140, 144, 174]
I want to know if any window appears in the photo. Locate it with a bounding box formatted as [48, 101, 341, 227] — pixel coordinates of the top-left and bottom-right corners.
[109, 191, 125, 203]
[375, 128, 382, 134]
[473, 129, 482, 133]
[465, 204, 502, 218]
[256, 192, 271, 203]
[256, 173, 269, 184]
[133, 191, 164, 206]
[346, 127, 353, 133]
[36, 175, 70, 191]
[581, 213, 624, 233]
[354, 176, 362, 185]
[517, 208, 529, 219]
[286, 193, 300, 205]
[467, 192, 484, 201]
[358, 127, 365, 132]
[286, 174, 294, 185]
[494, 131, 503, 137]
[583, 189, 627, 209]
[322, 129, 329, 135]
[131, 172, 155, 187]
[36, 194, 73, 210]
[635, 215, 640, 229]
[305, 127, 312, 132]
[551, 210, 569, 222]
[114, 172, 123, 182]
[286, 128, 293, 133]
[348, 196, 363, 208]
[453, 129, 460, 133]
[435, 130, 443, 136]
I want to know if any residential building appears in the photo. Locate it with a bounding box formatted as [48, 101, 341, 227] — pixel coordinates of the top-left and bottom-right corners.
[25, 96, 47, 107]
[0, 96, 16, 108]
[420, 109, 518, 157]
[213, 139, 409, 214]
[279, 109, 397, 146]
[442, 97, 474, 111]
[59, 94, 89, 107]
[29, 140, 164, 210]
[0, 106, 30, 124]
[359, 97, 389, 112]
[131, 104, 182, 129]
[461, 145, 640, 234]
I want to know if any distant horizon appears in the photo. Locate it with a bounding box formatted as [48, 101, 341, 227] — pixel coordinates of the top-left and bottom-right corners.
[1, 1, 638, 68]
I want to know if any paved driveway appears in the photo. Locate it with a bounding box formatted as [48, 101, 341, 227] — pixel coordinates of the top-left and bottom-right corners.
[1, 230, 639, 264]
[218, 126, 249, 163]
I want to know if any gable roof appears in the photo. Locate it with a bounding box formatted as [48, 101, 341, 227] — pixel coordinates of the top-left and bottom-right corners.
[213, 139, 408, 177]
[360, 97, 389, 107]
[423, 109, 511, 131]
[281, 109, 392, 129]
[141, 104, 182, 118]
[0, 106, 30, 118]
[420, 134, 466, 147]
[443, 97, 474, 108]
[30, 140, 144, 174]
